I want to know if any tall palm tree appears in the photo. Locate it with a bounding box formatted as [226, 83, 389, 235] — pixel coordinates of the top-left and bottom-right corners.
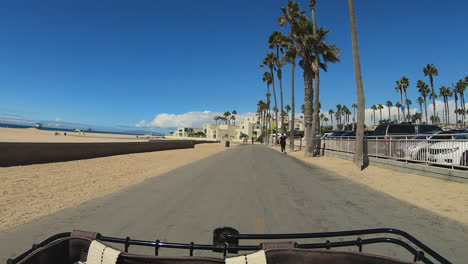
[455, 79, 466, 126]
[231, 110, 237, 125]
[268, 31, 289, 134]
[289, 3, 340, 155]
[283, 38, 299, 149]
[395, 76, 410, 121]
[385, 101, 393, 121]
[439, 86, 453, 125]
[395, 102, 402, 121]
[342, 106, 350, 127]
[223, 111, 231, 125]
[405, 99, 412, 121]
[423, 64, 439, 124]
[348, 0, 366, 169]
[328, 109, 334, 129]
[308, 27, 340, 155]
[285, 104, 291, 125]
[417, 80, 430, 124]
[417, 97, 425, 122]
[336, 104, 342, 126]
[334, 111, 341, 130]
[263, 72, 273, 143]
[371, 105, 377, 125]
[261, 52, 279, 144]
[377, 104, 384, 123]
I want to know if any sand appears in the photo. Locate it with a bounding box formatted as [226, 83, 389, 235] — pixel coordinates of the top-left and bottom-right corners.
[0, 127, 152, 142]
[0, 143, 228, 231]
[272, 146, 468, 224]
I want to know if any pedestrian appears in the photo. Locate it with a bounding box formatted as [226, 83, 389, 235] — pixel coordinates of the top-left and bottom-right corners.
[280, 134, 287, 153]
[251, 137, 254, 144]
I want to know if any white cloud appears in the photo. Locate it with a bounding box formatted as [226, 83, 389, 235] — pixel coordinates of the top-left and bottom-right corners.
[136, 111, 257, 128]
[55, 117, 62, 122]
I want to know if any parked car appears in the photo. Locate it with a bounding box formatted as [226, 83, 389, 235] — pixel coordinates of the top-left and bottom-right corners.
[405, 130, 459, 160]
[372, 124, 442, 139]
[340, 131, 374, 137]
[329, 131, 350, 138]
[427, 130, 468, 167]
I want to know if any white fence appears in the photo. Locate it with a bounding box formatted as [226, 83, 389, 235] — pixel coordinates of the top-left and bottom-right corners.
[321, 134, 468, 169]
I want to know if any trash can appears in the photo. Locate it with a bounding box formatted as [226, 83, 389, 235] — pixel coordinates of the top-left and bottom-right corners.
[225, 141, 230, 147]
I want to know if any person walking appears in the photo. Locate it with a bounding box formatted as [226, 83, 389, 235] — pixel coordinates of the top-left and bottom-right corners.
[280, 134, 287, 153]
[251, 137, 254, 144]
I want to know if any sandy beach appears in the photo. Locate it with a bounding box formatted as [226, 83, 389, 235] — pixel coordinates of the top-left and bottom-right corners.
[0, 139, 228, 231]
[0, 127, 152, 143]
[271, 146, 468, 224]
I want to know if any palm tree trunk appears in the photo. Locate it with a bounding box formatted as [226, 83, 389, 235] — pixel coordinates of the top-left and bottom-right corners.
[270, 68, 279, 145]
[446, 98, 450, 125]
[430, 76, 436, 124]
[310, 65, 321, 156]
[276, 47, 285, 135]
[289, 62, 295, 150]
[424, 97, 428, 124]
[349, 0, 366, 169]
[400, 92, 404, 122]
[388, 107, 391, 121]
[304, 67, 314, 155]
[455, 94, 459, 126]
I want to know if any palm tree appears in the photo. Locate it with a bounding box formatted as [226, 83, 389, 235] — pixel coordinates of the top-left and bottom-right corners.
[417, 97, 425, 123]
[377, 104, 384, 123]
[231, 110, 238, 125]
[282, 37, 299, 149]
[328, 109, 334, 129]
[395, 76, 410, 121]
[342, 106, 350, 127]
[395, 102, 402, 121]
[289, 5, 340, 155]
[405, 99, 412, 121]
[268, 31, 289, 134]
[348, 0, 366, 169]
[455, 79, 466, 126]
[423, 64, 439, 124]
[261, 52, 279, 144]
[385, 101, 393, 121]
[336, 104, 342, 127]
[417, 80, 430, 124]
[277, 0, 304, 143]
[223, 111, 231, 125]
[230, 115, 236, 126]
[371, 105, 377, 125]
[263, 72, 273, 143]
[334, 111, 341, 130]
[439, 86, 453, 125]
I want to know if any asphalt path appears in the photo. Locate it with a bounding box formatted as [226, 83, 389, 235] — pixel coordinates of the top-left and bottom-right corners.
[1, 144, 466, 263]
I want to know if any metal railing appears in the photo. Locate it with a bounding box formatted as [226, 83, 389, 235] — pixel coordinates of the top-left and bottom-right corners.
[321, 133, 468, 170]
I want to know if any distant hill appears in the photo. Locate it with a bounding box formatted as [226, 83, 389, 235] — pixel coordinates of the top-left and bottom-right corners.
[0, 115, 166, 136]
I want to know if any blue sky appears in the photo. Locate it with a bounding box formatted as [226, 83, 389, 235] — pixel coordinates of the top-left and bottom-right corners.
[0, 0, 467, 129]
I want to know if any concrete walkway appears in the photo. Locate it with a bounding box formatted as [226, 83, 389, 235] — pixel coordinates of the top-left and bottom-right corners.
[1, 145, 465, 263]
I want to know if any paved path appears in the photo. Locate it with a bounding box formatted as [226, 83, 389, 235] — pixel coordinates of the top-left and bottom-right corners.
[1, 145, 466, 263]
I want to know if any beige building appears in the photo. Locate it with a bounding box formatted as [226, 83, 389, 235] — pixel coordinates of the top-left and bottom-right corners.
[202, 115, 305, 140]
[204, 124, 239, 140]
[172, 127, 204, 137]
